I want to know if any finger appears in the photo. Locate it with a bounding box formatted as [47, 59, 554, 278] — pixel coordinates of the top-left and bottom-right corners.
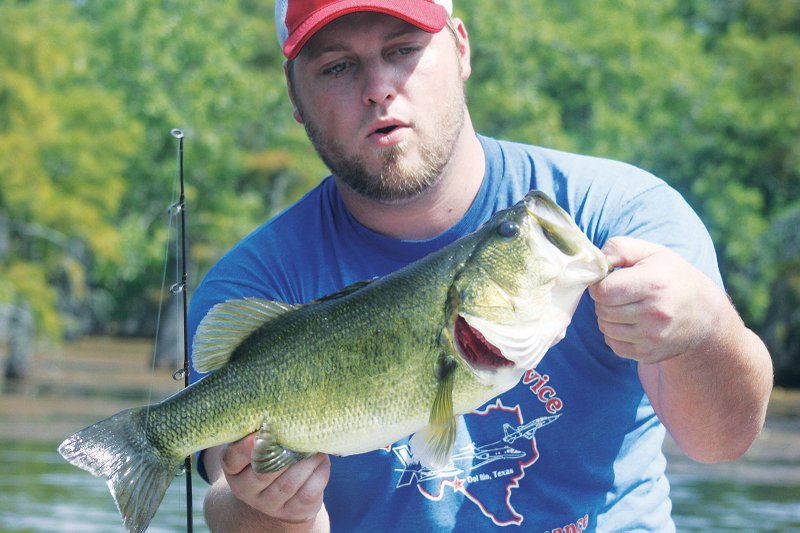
[602, 336, 640, 360]
[597, 319, 640, 345]
[221, 434, 257, 476]
[594, 301, 643, 325]
[283, 454, 331, 510]
[260, 454, 326, 501]
[590, 266, 652, 307]
[255, 454, 330, 517]
[601, 236, 664, 269]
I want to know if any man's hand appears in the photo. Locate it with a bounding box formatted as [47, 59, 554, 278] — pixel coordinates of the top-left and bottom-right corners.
[204, 434, 331, 532]
[588, 236, 718, 364]
[589, 236, 772, 463]
[222, 435, 330, 523]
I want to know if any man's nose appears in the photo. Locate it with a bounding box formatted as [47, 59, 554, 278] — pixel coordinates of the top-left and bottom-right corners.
[361, 61, 398, 106]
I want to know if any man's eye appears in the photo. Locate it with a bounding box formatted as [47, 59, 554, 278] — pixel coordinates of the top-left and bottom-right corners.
[322, 62, 350, 76]
[395, 46, 420, 57]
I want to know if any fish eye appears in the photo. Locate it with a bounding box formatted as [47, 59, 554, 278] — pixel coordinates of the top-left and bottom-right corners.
[496, 221, 519, 238]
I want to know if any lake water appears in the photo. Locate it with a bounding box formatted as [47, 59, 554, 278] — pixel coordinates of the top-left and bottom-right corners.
[0, 439, 209, 532]
[1, 420, 798, 532]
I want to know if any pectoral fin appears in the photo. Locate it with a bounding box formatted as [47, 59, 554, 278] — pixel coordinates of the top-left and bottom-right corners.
[251, 422, 311, 473]
[409, 355, 458, 470]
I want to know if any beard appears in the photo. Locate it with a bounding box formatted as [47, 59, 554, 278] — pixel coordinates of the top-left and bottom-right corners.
[299, 84, 467, 204]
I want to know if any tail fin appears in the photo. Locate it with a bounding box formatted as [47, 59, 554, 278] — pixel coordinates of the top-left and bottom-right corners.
[58, 406, 181, 533]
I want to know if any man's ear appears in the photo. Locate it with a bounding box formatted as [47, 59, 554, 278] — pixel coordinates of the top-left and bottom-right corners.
[284, 61, 304, 124]
[452, 18, 472, 81]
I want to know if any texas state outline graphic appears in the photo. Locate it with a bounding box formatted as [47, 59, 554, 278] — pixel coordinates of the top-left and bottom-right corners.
[392, 399, 560, 527]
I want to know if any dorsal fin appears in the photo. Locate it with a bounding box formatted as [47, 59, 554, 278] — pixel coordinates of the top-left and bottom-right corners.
[310, 278, 374, 303]
[192, 297, 298, 373]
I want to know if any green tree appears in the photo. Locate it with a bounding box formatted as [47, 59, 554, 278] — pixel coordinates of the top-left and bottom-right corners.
[761, 203, 800, 386]
[75, 0, 325, 333]
[0, 1, 141, 337]
[3, 0, 798, 384]
[460, 0, 800, 378]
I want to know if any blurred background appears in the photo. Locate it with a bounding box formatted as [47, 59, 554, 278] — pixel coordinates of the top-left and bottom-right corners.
[0, 0, 798, 531]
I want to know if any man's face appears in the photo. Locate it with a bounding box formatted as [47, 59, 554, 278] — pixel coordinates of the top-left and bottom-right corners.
[288, 12, 470, 203]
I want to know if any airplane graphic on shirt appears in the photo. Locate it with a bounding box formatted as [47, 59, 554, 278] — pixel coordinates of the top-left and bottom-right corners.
[392, 400, 560, 526]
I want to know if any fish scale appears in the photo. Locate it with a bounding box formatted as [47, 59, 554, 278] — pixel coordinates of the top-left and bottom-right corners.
[58, 190, 611, 532]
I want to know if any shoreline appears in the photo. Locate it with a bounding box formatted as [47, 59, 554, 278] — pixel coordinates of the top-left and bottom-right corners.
[1, 336, 798, 448]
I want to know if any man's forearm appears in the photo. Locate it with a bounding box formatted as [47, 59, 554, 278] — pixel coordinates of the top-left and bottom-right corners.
[640, 294, 773, 463]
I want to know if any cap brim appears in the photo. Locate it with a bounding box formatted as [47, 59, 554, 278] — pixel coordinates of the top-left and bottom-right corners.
[283, 0, 448, 60]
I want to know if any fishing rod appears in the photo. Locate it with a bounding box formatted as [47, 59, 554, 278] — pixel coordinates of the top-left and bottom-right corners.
[169, 127, 194, 532]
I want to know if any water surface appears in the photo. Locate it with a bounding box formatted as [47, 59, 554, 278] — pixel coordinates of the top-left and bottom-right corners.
[1, 338, 797, 531]
[0, 440, 209, 532]
[1, 429, 798, 532]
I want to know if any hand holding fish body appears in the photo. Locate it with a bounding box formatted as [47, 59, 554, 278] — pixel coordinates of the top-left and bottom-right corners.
[58, 190, 611, 532]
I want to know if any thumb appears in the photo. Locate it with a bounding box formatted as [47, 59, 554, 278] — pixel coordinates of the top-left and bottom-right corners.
[221, 433, 257, 474]
[602, 236, 664, 269]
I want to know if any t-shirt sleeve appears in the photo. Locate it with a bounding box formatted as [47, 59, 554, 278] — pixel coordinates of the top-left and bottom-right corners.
[596, 181, 723, 287]
[533, 147, 723, 288]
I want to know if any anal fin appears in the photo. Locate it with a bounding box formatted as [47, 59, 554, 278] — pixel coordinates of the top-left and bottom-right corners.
[252, 422, 311, 473]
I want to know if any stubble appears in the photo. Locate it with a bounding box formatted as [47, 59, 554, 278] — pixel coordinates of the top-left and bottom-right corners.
[292, 53, 467, 203]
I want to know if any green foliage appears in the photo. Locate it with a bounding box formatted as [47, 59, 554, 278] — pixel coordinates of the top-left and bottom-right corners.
[0, 1, 140, 338]
[75, 0, 326, 331]
[1, 0, 325, 336]
[462, 0, 799, 330]
[1, 0, 798, 381]
[761, 201, 800, 386]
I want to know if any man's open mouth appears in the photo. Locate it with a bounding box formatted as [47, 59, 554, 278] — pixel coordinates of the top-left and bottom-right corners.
[374, 125, 399, 135]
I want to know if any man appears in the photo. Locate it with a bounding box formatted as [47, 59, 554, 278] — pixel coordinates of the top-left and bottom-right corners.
[187, 1, 773, 531]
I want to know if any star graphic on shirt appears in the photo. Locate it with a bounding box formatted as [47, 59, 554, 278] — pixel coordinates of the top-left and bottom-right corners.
[452, 476, 466, 493]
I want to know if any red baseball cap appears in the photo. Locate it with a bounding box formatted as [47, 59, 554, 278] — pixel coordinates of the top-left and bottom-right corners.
[275, 0, 453, 60]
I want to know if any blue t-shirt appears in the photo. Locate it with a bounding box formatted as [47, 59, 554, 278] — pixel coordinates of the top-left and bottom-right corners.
[188, 135, 720, 532]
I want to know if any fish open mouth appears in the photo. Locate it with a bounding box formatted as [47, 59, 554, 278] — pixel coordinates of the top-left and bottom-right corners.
[454, 316, 515, 370]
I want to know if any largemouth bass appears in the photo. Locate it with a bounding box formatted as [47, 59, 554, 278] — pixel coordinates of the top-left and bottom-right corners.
[58, 190, 611, 532]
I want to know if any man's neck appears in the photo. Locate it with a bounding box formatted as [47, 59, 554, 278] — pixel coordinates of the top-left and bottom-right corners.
[336, 121, 485, 241]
